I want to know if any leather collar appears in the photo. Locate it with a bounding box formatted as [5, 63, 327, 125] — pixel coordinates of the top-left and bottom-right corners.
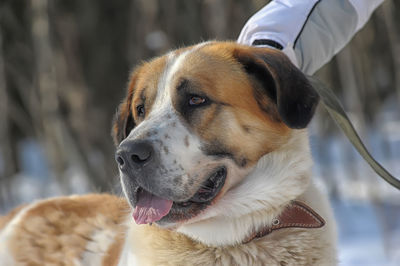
[243, 201, 325, 244]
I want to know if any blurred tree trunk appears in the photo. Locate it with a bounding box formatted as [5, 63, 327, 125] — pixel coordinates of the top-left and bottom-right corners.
[0, 31, 15, 209]
[30, 0, 110, 192]
[382, 1, 400, 101]
[31, 0, 68, 188]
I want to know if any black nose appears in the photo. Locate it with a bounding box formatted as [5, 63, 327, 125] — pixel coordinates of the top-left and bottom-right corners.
[115, 140, 154, 170]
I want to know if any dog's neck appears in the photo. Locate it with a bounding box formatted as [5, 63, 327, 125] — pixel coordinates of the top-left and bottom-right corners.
[176, 130, 314, 246]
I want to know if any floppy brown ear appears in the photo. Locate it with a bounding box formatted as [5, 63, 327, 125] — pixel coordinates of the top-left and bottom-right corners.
[233, 47, 319, 129]
[112, 71, 138, 146]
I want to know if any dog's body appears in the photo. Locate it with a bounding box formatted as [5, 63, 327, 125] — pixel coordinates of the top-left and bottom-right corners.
[0, 42, 337, 265]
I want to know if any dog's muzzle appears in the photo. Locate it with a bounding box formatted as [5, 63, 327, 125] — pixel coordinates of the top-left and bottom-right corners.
[114, 139, 228, 225]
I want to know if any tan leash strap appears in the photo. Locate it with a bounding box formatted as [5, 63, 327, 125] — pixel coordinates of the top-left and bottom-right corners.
[308, 76, 400, 190]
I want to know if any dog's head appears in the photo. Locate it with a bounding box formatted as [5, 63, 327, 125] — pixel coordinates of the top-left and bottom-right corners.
[113, 42, 318, 238]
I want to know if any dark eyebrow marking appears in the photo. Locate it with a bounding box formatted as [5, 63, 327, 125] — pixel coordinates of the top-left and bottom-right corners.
[177, 78, 190, 92]
[176, 78, 207, 98]
[216, 101, 231, 107]
[176, 77, 230, 107]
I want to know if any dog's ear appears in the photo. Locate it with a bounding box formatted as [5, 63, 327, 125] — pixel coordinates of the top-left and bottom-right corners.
[112, 71, 139, 146]
[233, 47, 319, 129]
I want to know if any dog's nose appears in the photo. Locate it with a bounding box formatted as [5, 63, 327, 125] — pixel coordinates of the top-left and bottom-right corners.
[115, 140, 154, 170]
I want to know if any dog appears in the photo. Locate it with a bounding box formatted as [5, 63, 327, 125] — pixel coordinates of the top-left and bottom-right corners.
[0, 42, 337, 265]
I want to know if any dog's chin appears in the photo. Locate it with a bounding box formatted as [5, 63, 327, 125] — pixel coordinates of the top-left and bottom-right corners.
[126, 167, 227, 226]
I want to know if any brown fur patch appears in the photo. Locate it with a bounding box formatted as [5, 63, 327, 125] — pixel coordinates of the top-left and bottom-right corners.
[131, 56, 167, 122]
[112, 68, 141, 145]
[102, 233, 125, 266]
[7, 194, 129, 265]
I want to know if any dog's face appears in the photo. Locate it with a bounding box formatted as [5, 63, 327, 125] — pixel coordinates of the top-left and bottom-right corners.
[113, 42, 318, 228]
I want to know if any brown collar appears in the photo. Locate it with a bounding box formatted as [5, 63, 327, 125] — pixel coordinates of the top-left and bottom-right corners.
[243, 201, 325, 244]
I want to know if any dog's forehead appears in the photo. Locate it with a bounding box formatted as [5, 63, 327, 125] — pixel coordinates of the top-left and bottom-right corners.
[132, 42, 255, 111]
[150, 43, 231, 104]
[130, 46, 192, 109]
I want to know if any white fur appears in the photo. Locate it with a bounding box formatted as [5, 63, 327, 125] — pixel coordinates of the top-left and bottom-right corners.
[177, 130, 314, 246]
[153, 52, 176, 108]
[118, 219, 139, 266]
[80, 224, 117, 266]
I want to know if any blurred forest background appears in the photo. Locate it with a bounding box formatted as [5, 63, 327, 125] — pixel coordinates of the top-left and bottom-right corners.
[0, 0, 399, 265]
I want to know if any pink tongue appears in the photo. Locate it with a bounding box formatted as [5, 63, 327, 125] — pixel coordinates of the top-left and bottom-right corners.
[133, 189, 173, 224]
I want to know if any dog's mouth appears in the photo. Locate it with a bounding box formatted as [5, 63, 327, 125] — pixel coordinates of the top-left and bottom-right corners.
[132, 167, 227, 225]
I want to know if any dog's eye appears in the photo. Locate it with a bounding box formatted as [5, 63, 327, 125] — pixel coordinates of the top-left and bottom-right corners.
[189, 96, 206, 106]
[136, 105, 145, 117]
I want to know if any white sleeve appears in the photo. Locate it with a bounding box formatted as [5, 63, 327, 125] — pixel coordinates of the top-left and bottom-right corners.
[237, 0, 385, 74]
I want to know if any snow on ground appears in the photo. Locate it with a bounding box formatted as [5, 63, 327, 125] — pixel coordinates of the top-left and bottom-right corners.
[332, 199, 400, 266]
